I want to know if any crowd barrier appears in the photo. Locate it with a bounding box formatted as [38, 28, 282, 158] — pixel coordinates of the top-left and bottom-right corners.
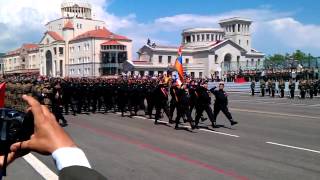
[208, 82, 301, 93]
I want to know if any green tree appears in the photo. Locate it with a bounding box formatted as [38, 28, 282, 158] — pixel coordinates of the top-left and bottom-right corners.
[292, 50, 307, 62]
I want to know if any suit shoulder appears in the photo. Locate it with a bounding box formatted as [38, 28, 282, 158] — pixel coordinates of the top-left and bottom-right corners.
[59, 166, 108, 180]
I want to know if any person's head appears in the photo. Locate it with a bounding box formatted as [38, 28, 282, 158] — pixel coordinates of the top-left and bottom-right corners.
[219, 83, 224, 90]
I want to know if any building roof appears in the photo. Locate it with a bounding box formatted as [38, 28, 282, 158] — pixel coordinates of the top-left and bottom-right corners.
[70, 27, 131, 42]
[101, 40, 123, 46]
[183, 28, 224, 34]
[47, 31, 64, 41]
[22, 43, 39, 50]
[5, 43, 39, 56]
[219, 17, 252, 24]
[63, 20, 74, 30]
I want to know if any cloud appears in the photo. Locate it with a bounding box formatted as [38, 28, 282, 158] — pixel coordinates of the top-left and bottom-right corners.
[0, 0, 319, 58]
[0, 0, 133, 52]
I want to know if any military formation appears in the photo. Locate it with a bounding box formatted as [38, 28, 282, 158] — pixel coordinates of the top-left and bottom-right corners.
[256, 79, 320, 99]
[3, 75, 238, 130]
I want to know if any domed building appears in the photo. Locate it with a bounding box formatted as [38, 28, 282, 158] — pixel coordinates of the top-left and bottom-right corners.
[38, 0, 132, 77]
[127, 17, 264, 79]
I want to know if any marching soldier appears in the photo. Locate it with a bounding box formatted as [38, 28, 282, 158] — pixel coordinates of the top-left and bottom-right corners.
[154, 79, 171, 124]
[271, 80, 276, 97]
[279, 79, 285, 98]
[309, 80, 314, 99]
[260, 79, 266, 97]
[299, 80, 306, 99]
[210, 83, 238, 127]
[194, 81, 216, 129]
[250, 80, 255, 96]
[174, 83, 194, 129]
[267, 79, 272, 96]
[289, 80, 295, 99]
[52, 83, 68, 126]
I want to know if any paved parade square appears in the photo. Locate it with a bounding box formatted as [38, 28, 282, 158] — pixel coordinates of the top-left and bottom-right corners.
[4, 93, 320, 180]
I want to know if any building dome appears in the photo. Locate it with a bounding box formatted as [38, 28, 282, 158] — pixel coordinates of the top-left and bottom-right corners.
[182, 28, 225, 47]
[61, 0, 92, 19]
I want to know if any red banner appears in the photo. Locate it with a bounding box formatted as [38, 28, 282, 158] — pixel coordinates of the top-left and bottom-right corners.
[0, 83, 6, 108]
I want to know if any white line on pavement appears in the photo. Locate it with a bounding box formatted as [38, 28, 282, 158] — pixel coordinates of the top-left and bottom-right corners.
[266, 142, 320, 154]
[180, 125, 240, 138]
[231, 108, 320, 120]
[131, 115, 240, 138]
[200, 128, 240, 138]
[23, 153, 58, 180]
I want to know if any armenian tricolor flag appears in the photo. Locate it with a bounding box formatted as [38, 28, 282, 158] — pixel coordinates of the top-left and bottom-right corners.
[174, 46, 184, 81]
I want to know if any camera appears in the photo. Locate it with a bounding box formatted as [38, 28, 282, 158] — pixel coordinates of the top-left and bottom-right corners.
[0, 108, 34, 154]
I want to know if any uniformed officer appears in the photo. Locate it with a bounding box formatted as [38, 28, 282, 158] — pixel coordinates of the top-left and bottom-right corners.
[260, 79, 266, 97]
[279, 79, 285, 98]
[210, 83, 238, 127]
[299, 80, 306, 99]
[289, 80, 295, 99]
[250, 80, 255, 96]
[193, 81, 216, 129]
[271, 80, 276, 97]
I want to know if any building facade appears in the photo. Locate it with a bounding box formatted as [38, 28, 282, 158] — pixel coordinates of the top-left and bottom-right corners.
[38, 0, 132, 77]
[126, 17, 264, 78]
[2, 44, 40, 75]
[0, 53, 4, 75]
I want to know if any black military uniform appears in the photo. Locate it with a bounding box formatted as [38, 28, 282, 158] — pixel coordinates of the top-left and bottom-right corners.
[289, 81, 295, 99]
[52, 83, 68, 126]
[271, 81, 276, 97]
[169, 84, 179, 122]
[154, 83, 170, 124]
[279, 81, 285, 98]
[174, 85, 194, 129]
[194, 83, 216, 129]
[210, 85, 238, 126]
[250, 81, 255, 96]
[260, 80, 266, 97]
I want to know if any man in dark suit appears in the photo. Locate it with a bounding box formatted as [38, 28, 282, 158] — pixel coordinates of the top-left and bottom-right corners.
[0, 95, 107, 180]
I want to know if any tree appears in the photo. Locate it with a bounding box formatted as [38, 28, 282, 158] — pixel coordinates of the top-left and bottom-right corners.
[292, 50, 307, 63]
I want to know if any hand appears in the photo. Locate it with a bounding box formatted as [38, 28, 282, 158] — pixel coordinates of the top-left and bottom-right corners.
[0, 149, 30, 169]
[10, 95, 76, 155]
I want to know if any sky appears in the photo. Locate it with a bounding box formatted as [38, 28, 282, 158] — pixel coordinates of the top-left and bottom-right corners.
[0, 0, 319, 57]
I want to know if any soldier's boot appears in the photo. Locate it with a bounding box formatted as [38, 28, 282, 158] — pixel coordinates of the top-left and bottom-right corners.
[230, 120, 238, 126]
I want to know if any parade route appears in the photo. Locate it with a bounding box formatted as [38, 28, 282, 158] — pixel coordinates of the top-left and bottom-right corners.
[4, 93, 320, 180]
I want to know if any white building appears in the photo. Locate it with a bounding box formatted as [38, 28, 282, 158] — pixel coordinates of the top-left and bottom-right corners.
[38, 0, 132, 77]
[3, 44, 40, 74]
[126, 17, 264, 78]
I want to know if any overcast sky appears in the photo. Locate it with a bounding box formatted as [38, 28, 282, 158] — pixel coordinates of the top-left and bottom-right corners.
[0, 0, 319, 57]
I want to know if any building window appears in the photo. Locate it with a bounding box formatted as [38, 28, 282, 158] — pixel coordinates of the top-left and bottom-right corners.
[206, 34, 210, 41]
[246, 60, 249, 67]
[158, 56, 162, 63]
[215, 55, 218, 64]
[251, 59, 254, 66]
[192, 35, 195, 42]
[168, 56, 172, 64]
[239, 40, 241, 45]
[59, 47, 64, 55]
[237, 56, 240, 68]
[247, 40, 249, 46]
[257, 59, 261, 66]
[197, 35, 200, 41]
[199, 72, 203, 78]
[191, 72, 195, 78]
[186, 36, 191, 43]
[78, 46, 81, 51]
[54, 47, 57, 55]
[185, 58, 189, 64]
[202, 34, 205, 41]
